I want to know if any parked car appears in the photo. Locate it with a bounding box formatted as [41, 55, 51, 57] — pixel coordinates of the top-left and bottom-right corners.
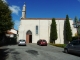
[64, 40, 80, 55]
[18, 39, 26, 46]
[37, 39, 47, 46]
[37, 39, 42, 45]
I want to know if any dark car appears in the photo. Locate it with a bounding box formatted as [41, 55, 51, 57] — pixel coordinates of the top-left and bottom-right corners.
[37, 39, 47, 46]
[64, 40, 80, 55]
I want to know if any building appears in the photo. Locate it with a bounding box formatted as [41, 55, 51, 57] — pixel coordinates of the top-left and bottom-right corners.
[6, 29, 17, 37]
[18, 3, 76, 44]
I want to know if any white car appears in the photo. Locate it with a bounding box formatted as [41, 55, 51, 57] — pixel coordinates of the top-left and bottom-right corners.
[18, 40, 26, 46]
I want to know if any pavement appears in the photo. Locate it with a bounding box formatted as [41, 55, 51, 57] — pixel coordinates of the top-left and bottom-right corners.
[0, 43, 80, 60]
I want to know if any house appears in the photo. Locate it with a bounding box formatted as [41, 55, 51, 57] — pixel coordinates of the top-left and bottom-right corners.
[6, 29, 17, 38]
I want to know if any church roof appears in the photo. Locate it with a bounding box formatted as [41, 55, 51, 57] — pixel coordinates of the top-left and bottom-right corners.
[21, 18, 72, 20]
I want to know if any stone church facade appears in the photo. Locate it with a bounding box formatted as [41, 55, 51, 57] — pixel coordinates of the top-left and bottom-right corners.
[18, 3, 76, 44]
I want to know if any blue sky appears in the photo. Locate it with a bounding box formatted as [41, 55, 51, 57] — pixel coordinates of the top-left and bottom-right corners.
[2, 0, 80, 30]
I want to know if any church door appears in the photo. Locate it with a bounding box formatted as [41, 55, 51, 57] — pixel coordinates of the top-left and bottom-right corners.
[26, 30, 32, 43]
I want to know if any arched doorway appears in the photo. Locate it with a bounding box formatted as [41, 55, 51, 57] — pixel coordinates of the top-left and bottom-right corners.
[26, 30, 32, 43]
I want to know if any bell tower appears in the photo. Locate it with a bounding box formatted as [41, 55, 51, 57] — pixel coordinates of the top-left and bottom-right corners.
[21, 2, 26, 18]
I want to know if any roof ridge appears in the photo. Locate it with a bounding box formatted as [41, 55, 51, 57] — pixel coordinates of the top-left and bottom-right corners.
[21, 18, 72, 20]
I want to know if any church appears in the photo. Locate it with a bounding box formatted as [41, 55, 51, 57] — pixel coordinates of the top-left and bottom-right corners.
[18, 3, 76, 44]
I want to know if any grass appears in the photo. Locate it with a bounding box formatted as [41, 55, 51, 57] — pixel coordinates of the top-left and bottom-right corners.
[49, 43, 67, 48]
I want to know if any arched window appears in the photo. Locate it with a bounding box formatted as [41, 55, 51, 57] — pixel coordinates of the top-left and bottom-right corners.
[36, 25, 38, 34]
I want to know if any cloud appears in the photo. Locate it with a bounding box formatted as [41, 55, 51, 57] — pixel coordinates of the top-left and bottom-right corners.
[14, 20, 20, 30]
[78, 0, 80, 2]
[2, 0, 7, 3]
[9, 5, 21, 15]
[2, 0, 21, 15]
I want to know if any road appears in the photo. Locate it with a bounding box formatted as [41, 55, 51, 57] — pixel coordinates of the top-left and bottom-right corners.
[0, 43, 80, 60]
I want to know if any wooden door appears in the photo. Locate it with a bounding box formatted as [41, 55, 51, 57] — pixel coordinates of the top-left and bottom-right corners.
[26, 35, 29, 43]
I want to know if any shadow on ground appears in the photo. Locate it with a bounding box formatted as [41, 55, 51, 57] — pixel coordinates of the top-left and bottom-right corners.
[26, 50, 39, 56]
[62, 51, 80, 57]
[0, 48, 9, 60]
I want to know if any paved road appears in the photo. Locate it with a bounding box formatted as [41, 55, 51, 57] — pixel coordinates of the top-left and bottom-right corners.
[0, 43, 80, 60]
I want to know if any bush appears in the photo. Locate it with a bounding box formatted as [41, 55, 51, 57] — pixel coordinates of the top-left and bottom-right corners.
[50, 44, 67, 48]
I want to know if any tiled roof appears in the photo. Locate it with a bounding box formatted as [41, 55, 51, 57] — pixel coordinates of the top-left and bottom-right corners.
[7, 31, 14, 34]
[6, 29, 17, 34]
[21, 18, 72, 20]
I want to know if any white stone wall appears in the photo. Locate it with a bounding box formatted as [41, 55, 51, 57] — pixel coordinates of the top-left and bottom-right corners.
[57, 20, 65, 44]
[18, 19, 49, 43]
[70, 20, 77, 37]
[18, 19, 77, 44]
[39, 20, 49, 43]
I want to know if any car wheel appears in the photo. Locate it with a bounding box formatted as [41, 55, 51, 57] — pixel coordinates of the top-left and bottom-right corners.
[46, 44, 47, 46]
[37, 43, 39, 45]
[64, 48, 68, 53]
[18, 45, 20, 46]
[39, 44, 42, 46]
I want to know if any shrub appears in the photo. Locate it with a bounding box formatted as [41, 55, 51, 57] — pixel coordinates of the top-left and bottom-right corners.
[50, 44, 67, 48]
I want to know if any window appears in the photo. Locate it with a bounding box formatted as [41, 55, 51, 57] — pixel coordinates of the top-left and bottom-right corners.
[70, 40, 79, 45]
[36, 25, 38, 34]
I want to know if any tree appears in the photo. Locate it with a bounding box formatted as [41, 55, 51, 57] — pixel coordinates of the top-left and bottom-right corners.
[74, 17, 80, 37]
[74, 16, 79, 28]
[64, 15, 72, 43]
[50, 18, 57, 44]
[75, 32, 78, 37]
[74, 16, 78, 23]
[0, 0, 14, 41]
[79, 18, 80, 22]
[0, 0, 14, 34]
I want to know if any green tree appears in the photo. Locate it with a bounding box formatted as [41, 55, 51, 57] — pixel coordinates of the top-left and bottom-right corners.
[74, 16, 78, 23]
[74, 17, 80, 37]
[0, 0, 14, 34]
[79, 18, 80, 22]
[0, 0, 14, 42]
[64, 15, 72, 43]
[50, 18, 57, 44]
[74, 16, 79, 28]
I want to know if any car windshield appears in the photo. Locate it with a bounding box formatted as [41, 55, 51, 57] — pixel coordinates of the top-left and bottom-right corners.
[43, 40, 46, 42]
[19, 40, 25, 42]
[70, 40, 79, 45]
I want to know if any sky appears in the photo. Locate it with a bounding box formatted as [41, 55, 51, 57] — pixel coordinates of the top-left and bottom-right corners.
[2, 0, 80, 30]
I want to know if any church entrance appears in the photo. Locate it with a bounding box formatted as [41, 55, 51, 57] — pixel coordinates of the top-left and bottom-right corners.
[26, 30, 32, 43]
